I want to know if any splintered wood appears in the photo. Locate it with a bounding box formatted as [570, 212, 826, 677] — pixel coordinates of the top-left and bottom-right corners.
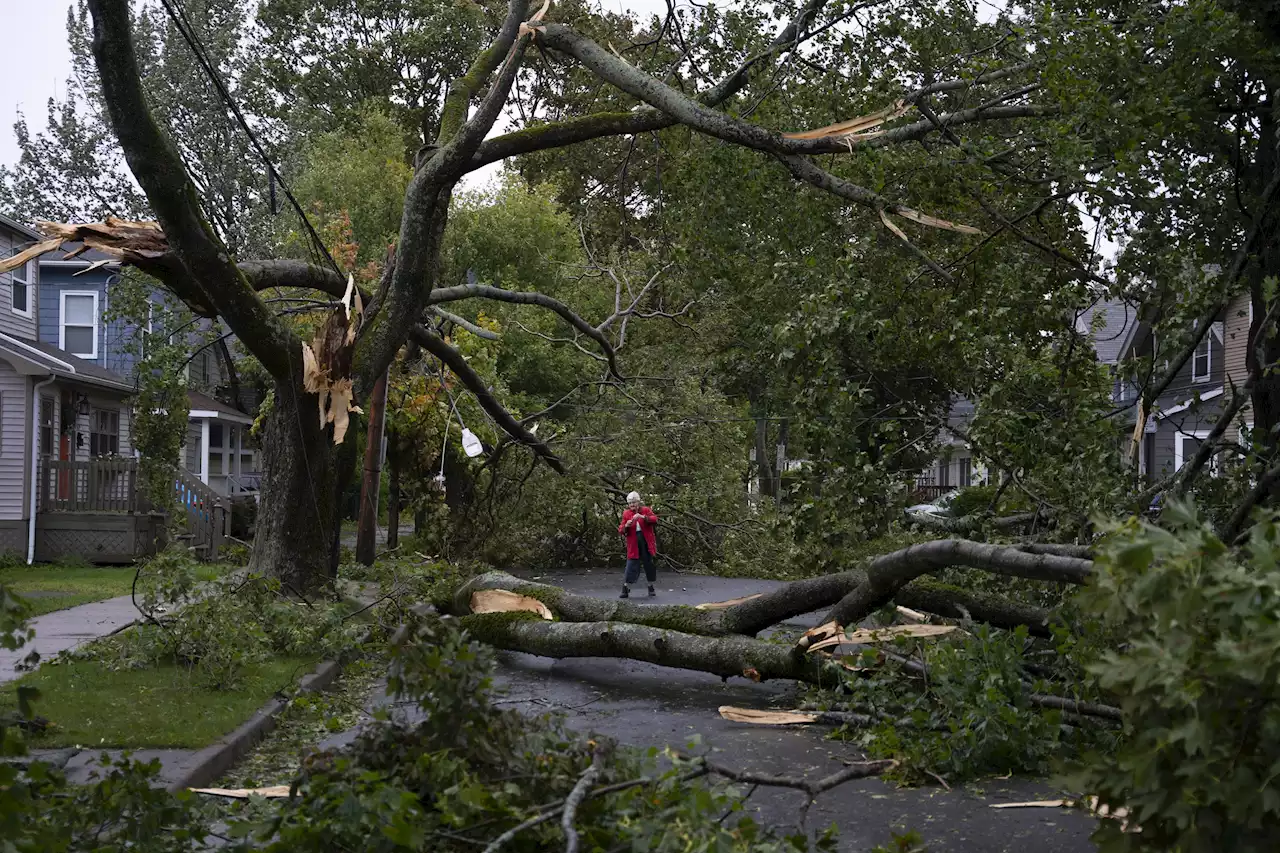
[718, 706, 820, 725]
[694, 593, 764, 610]
[0, 218, 168, 275]
[799, 620, 958, 654]
[808, 624, 958, 653]
[301, 275, 364, 444]
[469, 588, 554, 620]
[190, 785, 291, 799]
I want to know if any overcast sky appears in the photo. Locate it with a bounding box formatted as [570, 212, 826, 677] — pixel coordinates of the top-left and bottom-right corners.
[0, 0, 673, 172]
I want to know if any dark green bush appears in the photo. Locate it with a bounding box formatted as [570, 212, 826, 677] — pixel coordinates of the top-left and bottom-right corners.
[1073, 503, 1280, 852]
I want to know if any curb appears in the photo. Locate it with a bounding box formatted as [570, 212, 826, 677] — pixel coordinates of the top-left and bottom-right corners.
[165, 658, 344, 793]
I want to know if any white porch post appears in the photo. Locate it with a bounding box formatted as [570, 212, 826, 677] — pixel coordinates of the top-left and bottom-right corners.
[199, 419, 209, 484]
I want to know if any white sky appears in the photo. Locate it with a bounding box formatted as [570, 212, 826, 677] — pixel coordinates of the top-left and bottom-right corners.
[0, 0, 670, 172]
[0, 0, 75, 170]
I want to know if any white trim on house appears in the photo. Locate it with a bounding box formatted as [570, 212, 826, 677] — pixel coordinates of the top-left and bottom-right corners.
[9, 259, 33, 319]
[199, 419, 210, 484]
[1156, 387, 1224, 419]
[189, 408, 254, 426]
[1174, 429, 1215, 473]
[59, 290, 99, 360]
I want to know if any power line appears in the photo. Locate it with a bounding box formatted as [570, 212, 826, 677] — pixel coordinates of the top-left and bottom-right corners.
[157, 0, 341, 276]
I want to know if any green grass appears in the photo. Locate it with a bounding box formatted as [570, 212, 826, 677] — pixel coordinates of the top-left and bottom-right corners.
[0, 563, 224, 617]
[3, 656, 316, 749]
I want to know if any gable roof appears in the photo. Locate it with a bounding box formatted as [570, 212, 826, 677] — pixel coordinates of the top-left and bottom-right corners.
[0, 213, 42, 243]
[1076, 299, 1140, 364]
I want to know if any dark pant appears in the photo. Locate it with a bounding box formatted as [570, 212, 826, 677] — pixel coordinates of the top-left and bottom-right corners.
[625, 537, 656, 584]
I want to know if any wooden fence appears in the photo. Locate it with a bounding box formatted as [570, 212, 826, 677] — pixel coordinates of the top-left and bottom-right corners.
[40, 458, 139, 513]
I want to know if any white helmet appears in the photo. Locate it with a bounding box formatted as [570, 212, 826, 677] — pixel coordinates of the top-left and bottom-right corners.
[626, 491, 641, 503]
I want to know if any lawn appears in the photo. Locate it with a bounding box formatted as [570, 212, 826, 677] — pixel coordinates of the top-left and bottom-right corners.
[2, 656, 317, 749]
[0, 563, 224, 617]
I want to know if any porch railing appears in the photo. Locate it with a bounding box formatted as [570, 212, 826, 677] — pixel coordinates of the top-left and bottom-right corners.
[40, 458, 139, 513]
[910, 484, 952, 503]
[175, 467, 227, 560]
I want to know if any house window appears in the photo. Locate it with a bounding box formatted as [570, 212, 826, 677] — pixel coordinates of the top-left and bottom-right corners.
[1192, 334, 1212, 382]
[938, 460, 950, 489]
[1175, 431, 1216, 475]
[39, 398, 54, 456]
[90, 408, 120, 457]
[959, 457, 972, 488]
[9, 259, 33, 318]
[60, 292, 99, 359]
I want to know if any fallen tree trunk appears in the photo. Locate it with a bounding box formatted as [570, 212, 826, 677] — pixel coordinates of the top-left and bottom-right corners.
[459, 613, 845, 684]
[453, 539, 1074, 638]
[457, 613, 1122, 722]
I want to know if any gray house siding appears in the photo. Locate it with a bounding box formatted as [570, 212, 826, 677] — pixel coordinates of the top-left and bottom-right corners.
[0, 363, 29, 521]
[0, 224, 39, 341]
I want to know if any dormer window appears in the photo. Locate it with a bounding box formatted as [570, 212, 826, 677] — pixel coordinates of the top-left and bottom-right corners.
[9, 258, 32, 318]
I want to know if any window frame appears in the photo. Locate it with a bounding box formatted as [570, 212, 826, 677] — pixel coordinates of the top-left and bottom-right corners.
[39, 398, 54, 457]
[9, 258, 33, 318]
[1175, 429, 1216, 475]
[89, 407, 120, 457]
[1192, 334, 1212, 383]
[60, 290, 100, 359]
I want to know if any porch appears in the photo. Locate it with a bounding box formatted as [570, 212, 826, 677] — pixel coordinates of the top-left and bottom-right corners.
[35, 458, 227, 563]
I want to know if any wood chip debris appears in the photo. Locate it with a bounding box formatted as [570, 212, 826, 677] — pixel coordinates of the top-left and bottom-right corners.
[806, 624, 958, 653]
[990, 797, 1136, 832]
[469, 589, 554, 620]
[190, 785, 291, 799]
[719, 706, 820, 725]
[694, 593, 764, 610]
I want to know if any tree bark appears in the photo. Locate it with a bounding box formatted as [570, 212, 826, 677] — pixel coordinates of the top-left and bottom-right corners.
[459, 615, 837, 684]
[387, 436, 401, 551]
[249, 380, 344, 591]
[356, 369, 389, 565]
[454, 552, 1060, 638]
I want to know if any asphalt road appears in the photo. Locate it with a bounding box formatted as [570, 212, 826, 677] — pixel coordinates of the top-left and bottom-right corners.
[339, 567, 1100, 853]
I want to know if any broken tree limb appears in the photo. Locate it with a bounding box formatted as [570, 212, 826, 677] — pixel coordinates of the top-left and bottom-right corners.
[1028, 694, 1123, 722]
[821, 540, 1092, 629]
[457, 614, 844, 684]
[453, 557, 1059, 639]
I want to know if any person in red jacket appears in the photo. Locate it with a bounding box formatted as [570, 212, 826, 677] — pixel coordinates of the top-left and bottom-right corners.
[619, 491, 658, 598]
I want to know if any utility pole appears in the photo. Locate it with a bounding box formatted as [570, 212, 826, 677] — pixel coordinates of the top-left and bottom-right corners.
[355, 368, 389, 565]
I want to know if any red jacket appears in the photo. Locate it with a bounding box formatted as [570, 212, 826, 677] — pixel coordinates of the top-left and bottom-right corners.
[619, 506, 659, 558]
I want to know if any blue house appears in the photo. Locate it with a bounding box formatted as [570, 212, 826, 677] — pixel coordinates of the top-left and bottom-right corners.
[37, 242, 261, 498]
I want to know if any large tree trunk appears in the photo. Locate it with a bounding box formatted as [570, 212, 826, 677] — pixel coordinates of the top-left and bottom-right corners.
[249, 380, 346, 591]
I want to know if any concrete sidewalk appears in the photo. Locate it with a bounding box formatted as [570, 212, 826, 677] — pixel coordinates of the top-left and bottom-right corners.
[0, 594, 140, 684]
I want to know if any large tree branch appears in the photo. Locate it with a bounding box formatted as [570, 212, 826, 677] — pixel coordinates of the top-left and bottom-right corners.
[426, 282, 622, 378]
[359, 0, 532, 398]
[822, 540, 1092, 628]
[470, 0, 835, 169]
[410, 324, 566, 474]
[86, 0, 296, 378]
[537, 24, 1051, 161]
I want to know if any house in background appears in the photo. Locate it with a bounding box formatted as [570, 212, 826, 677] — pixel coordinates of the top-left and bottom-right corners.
[914, 397, 988, 501]
[36, 242, 261, 497]
[1079, 296, 1229, 480]
[0, 214, 158, 563]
